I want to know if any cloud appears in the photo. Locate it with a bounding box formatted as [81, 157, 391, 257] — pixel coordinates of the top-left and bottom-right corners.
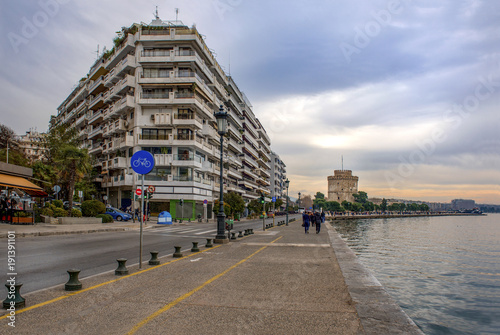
[0, 0, 499, 203]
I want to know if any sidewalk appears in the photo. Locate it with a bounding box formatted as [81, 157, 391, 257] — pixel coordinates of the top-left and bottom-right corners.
[0, 220, 422, 334]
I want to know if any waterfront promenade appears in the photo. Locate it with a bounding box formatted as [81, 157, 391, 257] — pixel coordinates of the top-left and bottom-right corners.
[0, 219, 423, 334]
[327, 212, 485, 220]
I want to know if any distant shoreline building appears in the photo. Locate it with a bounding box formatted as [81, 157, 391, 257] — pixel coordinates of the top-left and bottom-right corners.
[327, 169, 358, 203]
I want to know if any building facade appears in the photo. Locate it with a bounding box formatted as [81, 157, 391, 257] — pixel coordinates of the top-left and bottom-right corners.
[52, 17, 274, 219]
[327, 170, 358, 203]
[270, 151, 287, 200]
[18, 130, 47, 163]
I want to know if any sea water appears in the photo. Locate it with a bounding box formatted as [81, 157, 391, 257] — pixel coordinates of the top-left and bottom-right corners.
[333, 214, 500, 334]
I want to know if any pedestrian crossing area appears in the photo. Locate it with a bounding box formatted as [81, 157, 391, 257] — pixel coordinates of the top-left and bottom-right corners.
[146, 225, 218, 237]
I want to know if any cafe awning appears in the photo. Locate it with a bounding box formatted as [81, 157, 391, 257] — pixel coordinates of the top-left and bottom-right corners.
[0, 173, 48, 197]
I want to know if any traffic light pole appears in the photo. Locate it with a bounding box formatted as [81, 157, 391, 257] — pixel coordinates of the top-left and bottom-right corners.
[262, 197, 266, 231]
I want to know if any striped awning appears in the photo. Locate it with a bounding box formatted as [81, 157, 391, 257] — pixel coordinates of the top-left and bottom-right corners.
[0, 173, 48, 197]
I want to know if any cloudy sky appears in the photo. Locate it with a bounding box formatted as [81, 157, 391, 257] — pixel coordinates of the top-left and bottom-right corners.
[1, 0, 499, 204]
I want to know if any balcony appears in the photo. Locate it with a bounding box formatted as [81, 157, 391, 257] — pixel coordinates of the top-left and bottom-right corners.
[137, 92, 214, 119]
[109, 157, 128, 170]
[88, 75, 105, 95]
[88, 126, 103, 139]
[201, 123, 218, 138]
[89, 93, 105, 111]
[241, 166, 259, 180]
[105, 34, 136, 69]
[243, 144, 259, 160]
[113, 74, 135, 95]
[258, 146, 271, 162]
[154, 154, 173, 166]
[113, 135, 134, 149]
[227, 138, 243, 155]
[258, 128, 271, 146]
[75, 113, 87, 127]
[153, 113, 172, 126]
[242, 154, 258, 169]
[172, 114, 203, 129]
[89, 142, 103, 155]
[107, 95, 134, 119]
[103, 119, 128, 137]
[105, 54, 136, 86]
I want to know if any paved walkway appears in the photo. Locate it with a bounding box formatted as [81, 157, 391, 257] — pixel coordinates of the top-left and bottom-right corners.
[0, 220, 423, 334]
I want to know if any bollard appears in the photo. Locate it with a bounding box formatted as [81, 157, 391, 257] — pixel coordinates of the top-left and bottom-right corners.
[115, 258, 129, 275]
[244, 229, 249, 236]
[173, 246, 183, 258]
[249, 229, 254, 235]
[238, 231, 243, 238]
[231, 232, 236, 240]
[206, 239, 213, 248]
[3, 283, 25, 309]
[65, 269, 82, 291]
[149, 251, 160, 265]
[191, 242, 200, 252]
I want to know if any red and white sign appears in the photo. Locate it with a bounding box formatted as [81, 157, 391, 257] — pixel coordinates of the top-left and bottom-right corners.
[135, 188, 142, 196]
[148, 185, 155, 193]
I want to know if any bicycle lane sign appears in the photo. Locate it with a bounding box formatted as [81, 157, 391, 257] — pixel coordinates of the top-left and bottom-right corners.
[131, 150, 155, 175]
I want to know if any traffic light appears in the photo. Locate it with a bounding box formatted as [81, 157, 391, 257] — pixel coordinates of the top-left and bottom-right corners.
[179, 199, 184, 206]
[260, 195, 265, 204]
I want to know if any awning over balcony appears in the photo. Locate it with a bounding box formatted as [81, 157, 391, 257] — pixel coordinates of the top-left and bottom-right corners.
[0, 173, 48, 197]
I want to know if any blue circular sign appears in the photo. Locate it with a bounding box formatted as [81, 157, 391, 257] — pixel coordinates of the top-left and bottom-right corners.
[131, 150, 155, 175]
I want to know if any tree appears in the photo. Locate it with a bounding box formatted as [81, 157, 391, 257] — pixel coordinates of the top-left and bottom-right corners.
[341, 200, 351, 211]
[247, 198, 263, 215]
[224, 192, 245, 218]
[380, 198, 388, 211]
[353, 191, 368, 204]
[362, 202, 375, 211]
[325, 201, 343, 212]
[0, 123, 27, 166]
[351, 202, 364, 212]
[55, 145, 90, 212]
[301, 195, 313, 209]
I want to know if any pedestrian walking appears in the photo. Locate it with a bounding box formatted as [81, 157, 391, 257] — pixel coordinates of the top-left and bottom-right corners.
[310, 211, 316, 227]
[315, 211, 322, 234]
[321, 211, 325, 223]
[302, 211, 310, 234]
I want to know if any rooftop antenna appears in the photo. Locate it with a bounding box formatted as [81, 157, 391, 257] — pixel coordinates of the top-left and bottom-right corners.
[342, 155, 344, 171]
[96, 44, 99, 60]
[154, 6, 159, 19]
[228, 50, 231, 76]
[175, 8, 179, 21]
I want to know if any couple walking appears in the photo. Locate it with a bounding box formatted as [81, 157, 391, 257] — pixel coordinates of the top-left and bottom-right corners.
[302, 211, 325, 234]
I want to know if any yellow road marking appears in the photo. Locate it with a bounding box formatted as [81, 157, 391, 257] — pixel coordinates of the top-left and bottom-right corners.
[126, 235, 283, 335]
[0, 244, 223, 320]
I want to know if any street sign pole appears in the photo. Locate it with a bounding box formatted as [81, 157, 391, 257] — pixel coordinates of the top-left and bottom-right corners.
[140, 174, 144, 269]
[131, 150, 155, 270]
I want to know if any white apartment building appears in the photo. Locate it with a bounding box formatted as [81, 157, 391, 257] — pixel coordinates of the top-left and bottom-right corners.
[18, 129, 47, 163]
[270, 151, 287, 201]
[52, 17, 275, 220]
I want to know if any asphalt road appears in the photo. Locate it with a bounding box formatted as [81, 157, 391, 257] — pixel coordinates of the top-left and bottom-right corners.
[0, 215, 299, 294]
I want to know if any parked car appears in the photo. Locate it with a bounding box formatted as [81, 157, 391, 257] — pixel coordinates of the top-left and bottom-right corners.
[105, 207, 132, 221]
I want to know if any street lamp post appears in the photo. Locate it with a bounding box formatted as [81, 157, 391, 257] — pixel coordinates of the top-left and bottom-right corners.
[298, 192, 301, 212]
[285, 178, 290, 226]
[214, 105, 228, 244]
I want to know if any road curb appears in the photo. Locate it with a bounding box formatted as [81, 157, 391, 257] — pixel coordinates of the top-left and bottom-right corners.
[0, 227, 128, 238]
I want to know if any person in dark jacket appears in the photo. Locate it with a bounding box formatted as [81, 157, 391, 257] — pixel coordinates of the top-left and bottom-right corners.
[310, 211, 316, 227]
[321, 211, 326, 223]
[315, 211, 322, 234]
[302, 212, 310, 234]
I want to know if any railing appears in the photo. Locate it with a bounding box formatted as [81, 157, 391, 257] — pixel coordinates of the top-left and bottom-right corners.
[139, 134, 170, 140]
[141, 92, 171, 99]
[175, 92, 194, 99]
[140, 71, 170, 78]
[88, 76, 104, 92]
[175, 50, 195, 56]
[141, 28, 170, 35]
[173, 134, 194, 141]
[173, 176, 194, 182]
[140, 49, 171, 57]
